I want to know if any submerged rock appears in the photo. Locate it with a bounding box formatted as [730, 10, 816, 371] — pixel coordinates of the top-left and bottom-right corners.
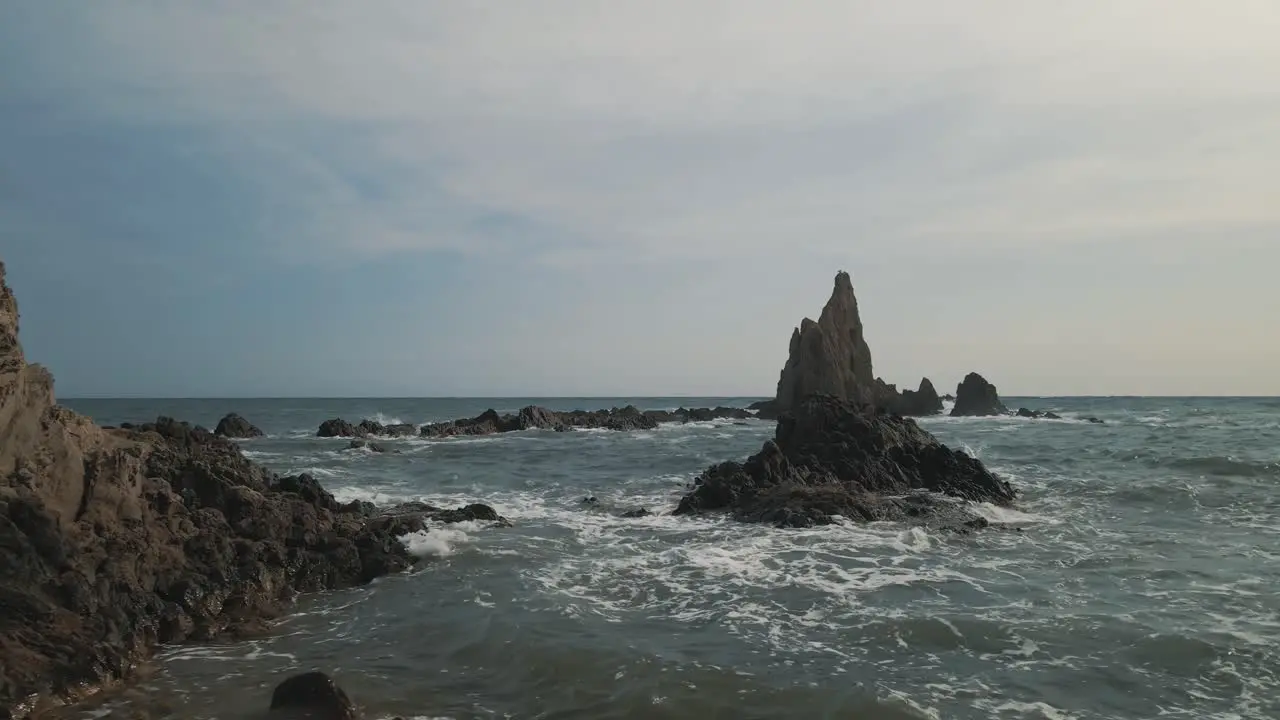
[214, 412, 263, 438]
[951, 372, 1008, 417]
[675, 394, 1015, 529]
[269, 672, 359, 720]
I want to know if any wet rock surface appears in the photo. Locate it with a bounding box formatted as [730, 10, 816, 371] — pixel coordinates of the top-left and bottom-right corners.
[674, 394, 1015, 529]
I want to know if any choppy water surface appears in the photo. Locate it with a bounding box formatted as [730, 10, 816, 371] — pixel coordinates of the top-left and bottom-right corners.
[60, 396, 1280, 719]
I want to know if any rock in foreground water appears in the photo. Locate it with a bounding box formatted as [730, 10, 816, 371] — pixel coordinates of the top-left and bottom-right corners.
[270, 672, 359, 720]
[675, 394, 1015, 529]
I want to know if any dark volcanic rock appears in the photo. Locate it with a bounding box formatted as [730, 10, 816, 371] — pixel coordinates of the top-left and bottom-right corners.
[214, 412, 264, 438]
[0, 262, 503, 717]
[269, 672, 358, 720]
[675, 394, 1015, 529]
[621, 508, 653, 518]
[897, 378, 944, 417]
[950, 372, 1008, 417]
[347, 439, 390, 453]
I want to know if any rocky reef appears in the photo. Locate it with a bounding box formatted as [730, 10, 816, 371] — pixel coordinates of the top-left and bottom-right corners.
[315, 405, 758, 439]
[675, 394, 1016, 529]
[0, 262, 503, 717]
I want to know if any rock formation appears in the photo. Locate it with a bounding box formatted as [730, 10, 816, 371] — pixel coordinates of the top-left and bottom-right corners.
[0, 262, 504, 717]
[950, 372, 1008, 417]
[674, 394, 1015, 529]
[773, 271, 879, 413]
[214, 412, 264, 438]
[896, 377, 944, 417]
[269, 672, 359, 720]
[769, 273, 943, 417]
[316, 405, 759, 439]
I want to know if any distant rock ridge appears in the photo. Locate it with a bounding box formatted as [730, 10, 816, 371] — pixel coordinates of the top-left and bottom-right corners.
[315, 405, 759, 439]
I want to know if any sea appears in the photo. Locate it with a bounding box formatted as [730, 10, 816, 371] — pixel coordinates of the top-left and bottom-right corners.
[54, 396, 1280, 720]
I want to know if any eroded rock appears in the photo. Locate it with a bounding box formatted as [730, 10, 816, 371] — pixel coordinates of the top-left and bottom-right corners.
[675, 394, 1015, 529]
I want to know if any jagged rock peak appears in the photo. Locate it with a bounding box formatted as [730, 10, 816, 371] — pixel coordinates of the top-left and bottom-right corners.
[774, 271, 876, 413]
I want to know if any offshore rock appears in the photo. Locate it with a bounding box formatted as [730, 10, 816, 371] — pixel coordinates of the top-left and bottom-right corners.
[950, 372, 1008, 417]
[773, 272, 878, 413]
[214, 412, 264, 438]
[317, 418, 416, 438]
[0, 261, 504, 717]
[897, 378, 944, 417]
[675, 394, 1015, 529]
[417, 405, 758, 438]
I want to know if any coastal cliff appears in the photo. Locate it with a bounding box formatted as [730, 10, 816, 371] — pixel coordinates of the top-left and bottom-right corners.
[0, 262, 497, 717]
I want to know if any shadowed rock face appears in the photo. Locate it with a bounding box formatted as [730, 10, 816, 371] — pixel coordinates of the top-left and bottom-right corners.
[0, 262, 503, 717]
[951, 372, 1008, 417]
[774, 272, 878, 413]
[675, 394, 1015, 529]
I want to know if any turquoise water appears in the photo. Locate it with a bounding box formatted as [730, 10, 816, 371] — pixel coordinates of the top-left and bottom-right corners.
[59, 396, 1280, 719]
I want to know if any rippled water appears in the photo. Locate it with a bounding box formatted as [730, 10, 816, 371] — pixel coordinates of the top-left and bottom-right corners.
[58, 396, 1280, 720]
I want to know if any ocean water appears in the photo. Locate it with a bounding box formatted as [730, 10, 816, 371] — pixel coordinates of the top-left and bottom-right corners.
[55, 396, 1280, 720]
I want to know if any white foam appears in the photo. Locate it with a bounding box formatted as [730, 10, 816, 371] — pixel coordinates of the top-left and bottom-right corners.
[972, 503, 1058, 526]
[401, 527, 472, 558]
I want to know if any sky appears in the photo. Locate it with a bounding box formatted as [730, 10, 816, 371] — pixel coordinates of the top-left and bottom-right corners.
[2, 1, 1278, 398]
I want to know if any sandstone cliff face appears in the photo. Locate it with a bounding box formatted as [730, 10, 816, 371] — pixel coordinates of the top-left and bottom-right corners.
[0, 262, 492, 718]
[774, 272, 877, 413]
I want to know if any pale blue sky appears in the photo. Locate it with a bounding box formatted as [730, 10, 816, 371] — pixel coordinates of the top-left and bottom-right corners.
[2, 2, 1278, 397]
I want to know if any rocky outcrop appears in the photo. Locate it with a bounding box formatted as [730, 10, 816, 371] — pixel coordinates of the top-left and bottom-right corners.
[895, 377, 944, 417]
[312, 405, 758, 440]
[773, 272, 879, 413]
[1016, 408, 1062, 420]
[674, 394, 1015, 529]
[214, 412, 263, 438]
[950, 372, 1008, 417]
[317, 418, 416, 438]
[269, 672, 359, 720]
[0, 262, 503, 717]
